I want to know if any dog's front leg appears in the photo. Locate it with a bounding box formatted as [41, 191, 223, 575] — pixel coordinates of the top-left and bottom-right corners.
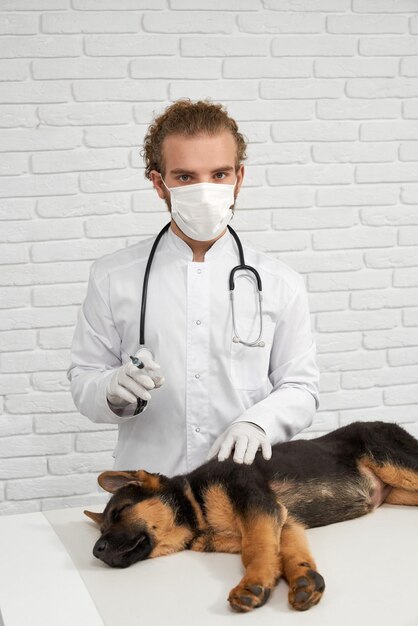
[228, 503, 286, 613]
[280, 517, 325, 611]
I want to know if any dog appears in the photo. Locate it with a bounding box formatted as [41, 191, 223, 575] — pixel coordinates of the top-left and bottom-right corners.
[84, 421, 418, 612]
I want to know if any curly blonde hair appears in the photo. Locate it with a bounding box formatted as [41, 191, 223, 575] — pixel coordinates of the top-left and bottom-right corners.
[141, 99, 247, 179]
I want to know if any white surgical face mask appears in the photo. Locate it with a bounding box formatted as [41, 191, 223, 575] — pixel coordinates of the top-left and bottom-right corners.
[161, 177, 236, 241]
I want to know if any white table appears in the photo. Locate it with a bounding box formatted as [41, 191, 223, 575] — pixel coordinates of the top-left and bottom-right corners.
[0, 504, 417, 626]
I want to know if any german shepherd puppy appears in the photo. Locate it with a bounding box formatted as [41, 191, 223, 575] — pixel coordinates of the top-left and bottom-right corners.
[85, 421, 418, 612]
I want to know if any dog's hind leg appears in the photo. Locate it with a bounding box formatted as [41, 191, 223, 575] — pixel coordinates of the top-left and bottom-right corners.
[384, 487, 418, 505]
[280, 517, 325, 611]
[360, 460, 418, 492]
[358, 422, 418, 490]
[354, 422, 418, 505]
[227, 503, 287, 613]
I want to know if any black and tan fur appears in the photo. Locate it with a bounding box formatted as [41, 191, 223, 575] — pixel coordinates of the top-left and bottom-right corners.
[85, 421, 418, 612]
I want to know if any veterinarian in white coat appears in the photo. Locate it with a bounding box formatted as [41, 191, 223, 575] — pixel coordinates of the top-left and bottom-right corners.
[67, 100, 320, 476]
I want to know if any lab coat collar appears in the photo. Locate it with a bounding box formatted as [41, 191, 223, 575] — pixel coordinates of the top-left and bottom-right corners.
[166, 223, 234, 262]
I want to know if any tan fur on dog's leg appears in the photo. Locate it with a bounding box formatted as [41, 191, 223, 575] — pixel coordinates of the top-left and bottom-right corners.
[384, 487, 418, 505]
[361, 459, 418, 491]
[280, 517, 325, 611]
[228, 505, 286, 613]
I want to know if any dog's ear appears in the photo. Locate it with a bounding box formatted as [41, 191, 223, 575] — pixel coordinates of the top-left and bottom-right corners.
[97, 470, 139, 493]
[134, 469, 168, 491]
[83, 510, 104, 525]
[97, 470, 167, 494]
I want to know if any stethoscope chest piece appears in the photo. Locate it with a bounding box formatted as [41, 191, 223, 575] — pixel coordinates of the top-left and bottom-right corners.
[232, 335, 265, 347]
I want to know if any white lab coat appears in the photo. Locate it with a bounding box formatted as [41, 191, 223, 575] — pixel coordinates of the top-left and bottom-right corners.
[67, 225, 320, 475]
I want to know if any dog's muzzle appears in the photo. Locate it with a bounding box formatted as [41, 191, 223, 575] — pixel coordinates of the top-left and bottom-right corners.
[93, 531, 153, 568]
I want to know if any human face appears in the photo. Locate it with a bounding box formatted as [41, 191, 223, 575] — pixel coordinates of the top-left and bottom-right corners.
[150, 130, 244, 208]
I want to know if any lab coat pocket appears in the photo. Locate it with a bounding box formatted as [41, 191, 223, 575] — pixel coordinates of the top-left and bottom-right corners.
[230, 318, 276, 390]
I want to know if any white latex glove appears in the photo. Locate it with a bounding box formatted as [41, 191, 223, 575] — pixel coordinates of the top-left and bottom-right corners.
[106, 348, 164, 408]
[207, 421, 272, 465]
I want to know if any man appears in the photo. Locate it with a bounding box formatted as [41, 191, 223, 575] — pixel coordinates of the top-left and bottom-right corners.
[67, 99, 320, 475]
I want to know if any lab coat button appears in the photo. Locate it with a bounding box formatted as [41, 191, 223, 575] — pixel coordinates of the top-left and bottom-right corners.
[197, 269, 202, 274]
[196, 320, 201, 325]
[195, 373, 200, 379]
[195, 427, 200, 433]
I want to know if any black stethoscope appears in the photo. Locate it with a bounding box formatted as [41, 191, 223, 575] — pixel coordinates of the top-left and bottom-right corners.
[131, 222, 264, 415]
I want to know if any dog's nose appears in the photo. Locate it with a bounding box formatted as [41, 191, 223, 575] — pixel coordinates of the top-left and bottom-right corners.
[93, 538, 109, 558]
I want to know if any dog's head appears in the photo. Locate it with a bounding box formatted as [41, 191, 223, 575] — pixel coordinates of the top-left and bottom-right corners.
[84, 470, 196, 568]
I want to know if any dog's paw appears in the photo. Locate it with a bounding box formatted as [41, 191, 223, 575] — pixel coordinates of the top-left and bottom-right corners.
[228, 581, 272, 612]
[288, 567, 325, 611]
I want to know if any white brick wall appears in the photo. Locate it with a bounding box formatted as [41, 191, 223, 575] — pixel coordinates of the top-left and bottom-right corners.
[0, 0, 417, 515]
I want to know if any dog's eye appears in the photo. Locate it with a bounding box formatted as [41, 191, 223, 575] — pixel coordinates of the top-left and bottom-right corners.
[111, 504, 130, 522]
